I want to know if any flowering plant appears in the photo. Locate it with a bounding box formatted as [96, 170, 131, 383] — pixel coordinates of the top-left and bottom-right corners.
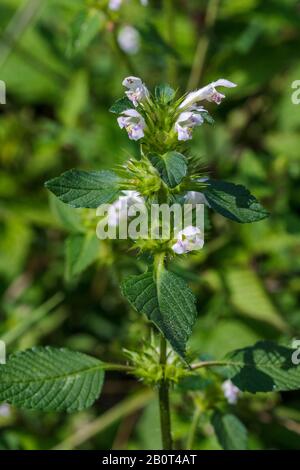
[1, 66, 300, 451]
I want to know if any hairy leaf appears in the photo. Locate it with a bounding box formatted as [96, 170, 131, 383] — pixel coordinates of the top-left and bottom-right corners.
[150, 151, 187, 188]
[155, 84, 176, 104]
[121, 268, 197, 357]
[204, 179, 269, 223]
[45, 169, 120, 208]
[0, 347, 104, 412]
[223, 341, 300, 393]
[109, 97, 134, 114]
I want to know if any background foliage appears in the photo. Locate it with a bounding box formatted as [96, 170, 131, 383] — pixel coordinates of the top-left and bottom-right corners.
[0, 0, 300, 450]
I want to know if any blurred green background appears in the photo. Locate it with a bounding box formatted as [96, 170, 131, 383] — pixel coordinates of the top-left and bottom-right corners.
[0, 0, 300, 450]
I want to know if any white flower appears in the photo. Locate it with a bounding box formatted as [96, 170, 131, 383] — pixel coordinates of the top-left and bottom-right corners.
[108, 191, 144, 227]
[117, 26, 140, 55]
[109, 0, 122, 10]
[117, 109, 146, 140]
[0, 404, 11, 418]
[109, 0, 148, 10]
[122, 76, 149, 107]
[172, 226, 204, 254]
[175, 108, 206, 141]
[222, 380, 240, 405]
[180, 79, 237, 109]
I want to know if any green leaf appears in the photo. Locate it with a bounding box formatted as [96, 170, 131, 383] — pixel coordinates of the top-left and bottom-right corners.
[65, 232, 99, 281]
[109, 97, 134, 114]
[149, 151, 187, 188]
[223, 341, 300, 393]
[204, 179, 269, 223]
[121, 268, 197, 357]
[212, 412, 248, 450]
[154, 84, 176, 104]
[0, 347, 104, 412]
[226, 268, 288, 331]
[45, 169, 120, 208]
[67, 10, 104, 57]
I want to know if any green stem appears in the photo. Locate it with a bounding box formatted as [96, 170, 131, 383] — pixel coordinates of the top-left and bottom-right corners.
[190, 359, 227, 370]
[53, 388, 154, 450]
[186, 0, 219, 91]
[158, 334, 173, 449]
[186, 407, 201, 450]
[102, 363, 134, 372]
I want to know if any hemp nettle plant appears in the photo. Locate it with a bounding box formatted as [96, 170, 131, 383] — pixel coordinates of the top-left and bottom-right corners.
[1, 75, 300, 451]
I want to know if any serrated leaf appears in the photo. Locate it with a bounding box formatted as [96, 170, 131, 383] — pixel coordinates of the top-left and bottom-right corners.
[212, 412, 248, 450]
[45, 169, 120, 208]
[0, 347, 104, 412]
[109, 97, 134, 114]
[65, 232, 99, 281]
[223, 341, 300, 393]
[154, 84, 176, 104]
[226, 268, 288, 331]
[121, 268, 197, 357]
[149, 151, 187, 188]
[204, 179, 269, 223]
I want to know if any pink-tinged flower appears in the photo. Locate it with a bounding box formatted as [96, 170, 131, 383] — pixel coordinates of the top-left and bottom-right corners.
[175, 107, 206, 141]
[108, 191, 144, 226]
[122, 76, 149, 107]
[180, 79, 237, 109]
[222, 380, 240, 405]
[117, 109, 146, 140]
[172, 226, 204, 254]
[118, 26, 140, 55]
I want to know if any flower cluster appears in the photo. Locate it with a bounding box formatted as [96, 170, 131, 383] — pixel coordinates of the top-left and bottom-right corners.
[112, 75, 237, 256]
[117, 75, 236, 143]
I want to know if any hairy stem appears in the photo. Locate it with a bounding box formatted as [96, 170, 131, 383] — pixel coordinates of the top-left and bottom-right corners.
[186, 0, 219, 91]
[190, 359, 227, 370]
[158, 334, 173, 449]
